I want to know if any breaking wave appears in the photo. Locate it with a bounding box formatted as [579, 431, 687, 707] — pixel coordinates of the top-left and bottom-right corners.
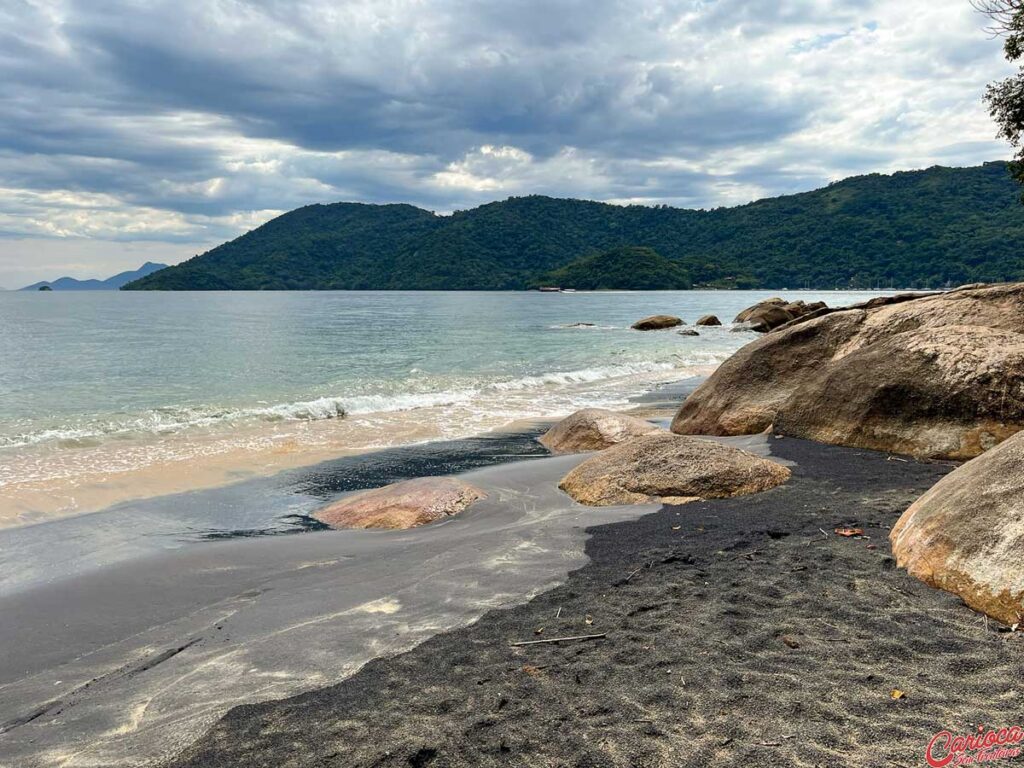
[0, 358, 710, 452]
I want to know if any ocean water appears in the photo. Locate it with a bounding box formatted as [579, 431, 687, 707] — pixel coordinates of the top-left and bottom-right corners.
[0, 289, 891, 522]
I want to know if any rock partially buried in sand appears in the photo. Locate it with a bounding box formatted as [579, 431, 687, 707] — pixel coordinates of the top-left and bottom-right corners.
[558, 433, 790, 506]
[673, 283, 1024, 460]
[314, 477, 486, 530]
[891, 430, 1024, 626]
[695, 314, 721, 326]
[539, 408, 662, 454]
[631, 315, 683, 330]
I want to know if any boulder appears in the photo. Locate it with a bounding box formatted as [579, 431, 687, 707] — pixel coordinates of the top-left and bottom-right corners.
[673, 283, 1024, 459]
[744, 303, 798, 332]
[733, 297, 829, 333]
[890, 430, 1024, 626]
[313, 477, 486, 530]
[539, 408, 662, 454]
[695, 314, 722, 326]
[632, 315, 683, 330]
[558, 433, 790, 506]
[735, 298, 785, 322]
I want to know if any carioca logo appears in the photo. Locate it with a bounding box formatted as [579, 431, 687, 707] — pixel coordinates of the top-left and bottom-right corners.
[926, 725, 1024, 767]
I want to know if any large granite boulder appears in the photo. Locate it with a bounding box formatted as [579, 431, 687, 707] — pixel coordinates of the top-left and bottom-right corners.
[890, 431, 1024, 626]
[539, 408, 662, 454]
[314, 477, 486, 530]
[632, 315, 683, 330]
[673, 283, 1024, 459]
[558, 433, 790, 506]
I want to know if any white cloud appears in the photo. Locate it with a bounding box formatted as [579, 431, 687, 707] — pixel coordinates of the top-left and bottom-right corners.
[0, 0, 1016, 283]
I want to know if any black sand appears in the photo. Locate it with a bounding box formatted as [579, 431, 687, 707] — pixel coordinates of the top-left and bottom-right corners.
[168, 437, 1024, 768]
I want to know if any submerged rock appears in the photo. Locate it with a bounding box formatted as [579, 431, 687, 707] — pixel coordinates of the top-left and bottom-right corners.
[674, 283, 1024, 460]
[891, 430, 1024, 626]
[677, 329, 699, 336]
[695, 314, 721, 326]
[539, 408, 662, 454]
[632, 315, 683, 330]
[314, 477, 486, 530]
[558, 432, 790, 506]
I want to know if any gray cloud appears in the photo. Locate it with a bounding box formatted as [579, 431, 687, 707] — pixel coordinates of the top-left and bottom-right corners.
[0, 0, 1016, 285]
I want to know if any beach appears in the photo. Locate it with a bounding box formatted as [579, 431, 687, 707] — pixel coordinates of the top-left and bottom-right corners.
[2, 289, 1020, 768]
[167, 437, 1022, 768]
[2, 394, 1020, 767]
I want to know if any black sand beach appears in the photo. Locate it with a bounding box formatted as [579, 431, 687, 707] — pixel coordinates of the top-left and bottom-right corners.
[167, 437, 1024, 768]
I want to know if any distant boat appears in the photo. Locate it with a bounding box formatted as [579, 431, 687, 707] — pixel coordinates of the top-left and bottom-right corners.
[537, 286, 561, 292]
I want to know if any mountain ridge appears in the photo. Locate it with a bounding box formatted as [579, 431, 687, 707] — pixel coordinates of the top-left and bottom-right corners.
[124, 162, 1024, 291]
[24, 262, 170, 291]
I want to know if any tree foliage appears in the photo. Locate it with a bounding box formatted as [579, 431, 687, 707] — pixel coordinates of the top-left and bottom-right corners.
[978, 0, 1024, 187]
[124, 163, 1024, 291]
[536, 246, 692, 290]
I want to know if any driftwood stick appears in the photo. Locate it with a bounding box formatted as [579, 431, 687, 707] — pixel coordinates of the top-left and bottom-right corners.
[510, 633, 607, 647]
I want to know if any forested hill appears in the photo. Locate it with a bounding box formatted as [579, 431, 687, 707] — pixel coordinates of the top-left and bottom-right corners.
[124, 162, 1024, 291]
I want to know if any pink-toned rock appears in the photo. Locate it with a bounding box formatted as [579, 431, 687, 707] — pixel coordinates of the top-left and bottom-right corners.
[539, 408, 662, 454]
[314, 477, 486, 530]
[891, 430, 1024, 626]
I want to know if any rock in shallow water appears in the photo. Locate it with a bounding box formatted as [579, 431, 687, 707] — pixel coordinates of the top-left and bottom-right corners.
[674, 283, 1024, 460]
[539, 408, 662, 454]
[891, 430, 1024, 626]
[631, 315, 683, 330]
[558, 432, 790, 506]
[695, 314, 721, 326]
[314, 477, 486, 530]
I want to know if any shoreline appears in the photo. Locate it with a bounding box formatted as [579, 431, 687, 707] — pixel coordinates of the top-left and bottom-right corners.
[0, 377, 702, 766]
[166, 436, 1024, 768]
[0, 369, 713, 530]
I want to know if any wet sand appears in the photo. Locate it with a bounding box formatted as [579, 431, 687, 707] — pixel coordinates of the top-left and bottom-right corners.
[166, 438, 1024, 768]
[0, 431, 664, 767]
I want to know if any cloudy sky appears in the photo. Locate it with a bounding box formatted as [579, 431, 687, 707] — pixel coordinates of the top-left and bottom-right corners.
[0, 0, 1015, 287]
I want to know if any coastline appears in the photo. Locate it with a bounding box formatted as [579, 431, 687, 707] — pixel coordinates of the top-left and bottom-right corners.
[0, 366, 715, 530]
[0, 376, 704, 767]
[166, 437, 1024, 768]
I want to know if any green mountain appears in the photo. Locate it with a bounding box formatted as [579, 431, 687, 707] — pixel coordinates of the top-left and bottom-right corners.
[538, 246, 692, 290]
[125, 162, 1024, 291]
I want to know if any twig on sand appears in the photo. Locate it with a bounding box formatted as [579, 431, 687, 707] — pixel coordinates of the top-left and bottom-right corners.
[624, 565, 645, 582]
[556, 607, 562, 619]
[818, 528, 829, 538]
[732, 549, 763, 561]
[887, 455, 909, 463]
[758, 741, 783, 747]
[510, 633, 607, 647]
[617, 560, 653, 586]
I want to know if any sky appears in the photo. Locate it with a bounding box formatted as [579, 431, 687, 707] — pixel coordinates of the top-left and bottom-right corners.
[0, 0, 1016, 288]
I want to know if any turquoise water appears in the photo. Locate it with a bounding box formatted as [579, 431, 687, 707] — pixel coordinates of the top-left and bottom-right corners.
[0, 290, 891, 510]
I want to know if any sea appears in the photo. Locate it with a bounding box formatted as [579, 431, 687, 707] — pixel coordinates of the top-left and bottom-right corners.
[0, 289, 892, 525]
